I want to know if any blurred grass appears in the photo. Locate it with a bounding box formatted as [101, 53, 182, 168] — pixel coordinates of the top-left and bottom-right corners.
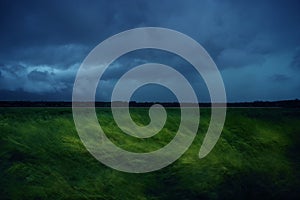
[0, 107, 299, 199]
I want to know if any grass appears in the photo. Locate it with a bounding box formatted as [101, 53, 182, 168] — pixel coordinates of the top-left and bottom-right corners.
[0, 107, 299, 199]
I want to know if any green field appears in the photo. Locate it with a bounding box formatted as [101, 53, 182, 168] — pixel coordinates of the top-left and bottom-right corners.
[0, 107, 299, 199]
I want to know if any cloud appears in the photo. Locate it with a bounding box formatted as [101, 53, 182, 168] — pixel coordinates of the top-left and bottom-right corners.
[27, 70, 48, 81]
[270, 74, 291, 82]
[8, 44, 89, 69]
[1, 1, 299, 66]
[217, 48, 265, 68]
[290, 47, 300, 70]
[0, 63, 77, 94]
[0, 0, 300, 101]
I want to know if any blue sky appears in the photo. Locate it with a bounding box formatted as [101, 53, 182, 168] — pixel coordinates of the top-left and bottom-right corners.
[0, 0, 299, 102]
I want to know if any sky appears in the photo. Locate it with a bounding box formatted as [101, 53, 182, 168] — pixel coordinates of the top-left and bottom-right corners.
[0, 0, 300, 102]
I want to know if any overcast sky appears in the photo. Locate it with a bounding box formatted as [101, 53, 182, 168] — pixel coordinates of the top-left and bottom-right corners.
[0, 0, 299, 102]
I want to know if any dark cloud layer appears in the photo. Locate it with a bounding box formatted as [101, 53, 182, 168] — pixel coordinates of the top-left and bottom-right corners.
[290, 48, 300, 70]
[270, 74, 291, 82]
[0, 0, 300, 101]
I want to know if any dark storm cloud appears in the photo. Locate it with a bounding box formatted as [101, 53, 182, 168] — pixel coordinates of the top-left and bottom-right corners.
[27, 70, 50, 81]
[217, 48, 265, 68]
[270, 74, 291, 82]
[4, 0, 299, 69]
[0, 0, 300, 101]
[290, 48, 300, 70]
[3, 44, 89, 68]
[101, 49, 196, 82]
[0, 0, 151, 68]
[1, 64, 26, 77]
